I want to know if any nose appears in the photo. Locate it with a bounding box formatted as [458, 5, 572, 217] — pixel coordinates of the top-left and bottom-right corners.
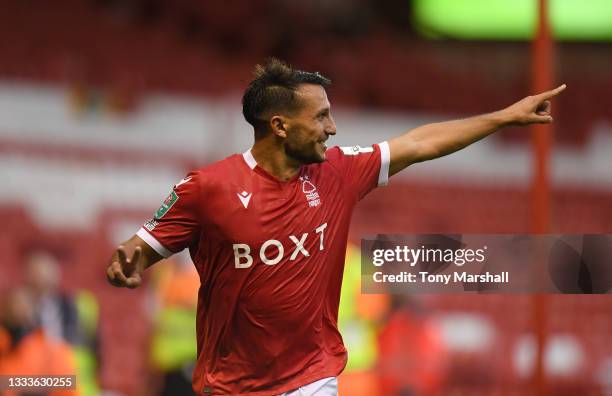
[326, 116, 337, 136]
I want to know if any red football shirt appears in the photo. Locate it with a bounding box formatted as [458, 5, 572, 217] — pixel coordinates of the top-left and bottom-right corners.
[137, 142, 390, 395]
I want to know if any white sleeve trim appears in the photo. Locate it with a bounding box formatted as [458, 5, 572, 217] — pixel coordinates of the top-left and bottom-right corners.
[378, 141, 390, 187]
[136, 228, 173, 258]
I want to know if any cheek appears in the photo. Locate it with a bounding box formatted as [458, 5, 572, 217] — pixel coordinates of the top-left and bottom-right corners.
[305, 124, 323, 141]
[288, 126, 312, 145]
[286, 128, 304, 147]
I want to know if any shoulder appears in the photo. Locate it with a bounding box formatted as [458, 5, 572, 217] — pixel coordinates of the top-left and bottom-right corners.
[323, 144, 380, 167]
[186, 154, 241, 179]
[0, 326, 10, 355]
[197, 154, 243, 176]
[185, 153, 249, 192]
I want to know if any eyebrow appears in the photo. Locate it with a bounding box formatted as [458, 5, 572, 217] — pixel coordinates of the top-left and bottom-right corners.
[316, 107, 330, 116]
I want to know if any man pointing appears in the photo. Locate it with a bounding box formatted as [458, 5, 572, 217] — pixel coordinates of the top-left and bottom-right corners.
[107, 58, 565, 395]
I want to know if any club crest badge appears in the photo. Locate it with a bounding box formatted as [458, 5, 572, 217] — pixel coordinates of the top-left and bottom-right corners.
[300, 175, 320, 207]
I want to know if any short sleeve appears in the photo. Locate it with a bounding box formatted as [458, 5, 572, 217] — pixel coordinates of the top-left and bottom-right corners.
[137, 171, 201, 257]
[326, 141, 390, 200]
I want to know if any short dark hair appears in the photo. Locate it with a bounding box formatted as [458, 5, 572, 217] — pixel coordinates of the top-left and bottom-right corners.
[242, 58, 331, 138]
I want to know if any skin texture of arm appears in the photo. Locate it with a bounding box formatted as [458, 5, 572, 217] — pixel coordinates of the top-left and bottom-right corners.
[106, 235, 163, 289]
[388, 84, 566, 176]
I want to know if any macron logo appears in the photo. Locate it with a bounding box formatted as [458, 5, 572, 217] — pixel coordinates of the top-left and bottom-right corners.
[237, 191, 252, 208]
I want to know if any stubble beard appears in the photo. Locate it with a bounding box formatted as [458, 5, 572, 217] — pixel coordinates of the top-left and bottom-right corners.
[285, 141, 324, 165]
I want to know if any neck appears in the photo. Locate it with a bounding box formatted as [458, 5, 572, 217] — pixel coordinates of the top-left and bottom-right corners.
[250, 136, 301, 182]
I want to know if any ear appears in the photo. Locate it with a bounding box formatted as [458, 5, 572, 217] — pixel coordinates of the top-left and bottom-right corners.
[270, 116, 288, 139]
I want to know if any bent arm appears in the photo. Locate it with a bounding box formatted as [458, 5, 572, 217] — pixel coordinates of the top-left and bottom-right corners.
[388, 84, 566, 177]
[111, 234, 163, 269]
[106, 234, 163, 288]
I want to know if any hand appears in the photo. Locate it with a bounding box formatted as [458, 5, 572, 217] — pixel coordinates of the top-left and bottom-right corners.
[504, 84, 566, 126]
[106, 246, 144, 288]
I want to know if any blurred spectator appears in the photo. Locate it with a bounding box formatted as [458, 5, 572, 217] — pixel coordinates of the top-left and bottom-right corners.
[72, 291, 101, 396]
[148, 257, 199, 396]
[338, 243, 390, 396]
[0, 287, 80, 396]
[24, 250, 79, 345]
[377, 296, 447, 396]
[0, 288, 37, 356]
[23, 249, 101, 396]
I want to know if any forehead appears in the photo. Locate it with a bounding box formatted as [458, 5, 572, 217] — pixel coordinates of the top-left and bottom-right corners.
[295, 84, 329, 111]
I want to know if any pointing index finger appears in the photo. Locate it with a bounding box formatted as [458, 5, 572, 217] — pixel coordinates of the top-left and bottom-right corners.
[537, 84, 567, 100]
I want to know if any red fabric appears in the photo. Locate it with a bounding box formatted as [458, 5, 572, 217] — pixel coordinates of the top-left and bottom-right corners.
[141, 145, 383, 395]
[377, 311, 446, 395]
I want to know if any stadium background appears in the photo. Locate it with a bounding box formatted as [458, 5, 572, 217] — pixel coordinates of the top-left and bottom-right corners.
[0, 0, 611, 395]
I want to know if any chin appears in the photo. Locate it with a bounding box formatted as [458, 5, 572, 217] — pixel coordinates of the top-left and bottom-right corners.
[315, 144, 328, 162]
[286, 144, 326, 164]
[309, 149, 326, 163]
[303, 154, 325, 164]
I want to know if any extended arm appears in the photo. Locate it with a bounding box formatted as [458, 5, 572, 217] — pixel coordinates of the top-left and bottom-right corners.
[106, 234, 163, 288]
[388, 84, 566, 176]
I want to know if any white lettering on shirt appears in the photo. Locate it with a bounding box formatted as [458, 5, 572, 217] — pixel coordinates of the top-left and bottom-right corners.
[233, 244, 253, 268]
[233, 223, 328, 268]
[260, 240, 284, 265]
[289, 233, 310, 260]
[315, 223, 327, 251]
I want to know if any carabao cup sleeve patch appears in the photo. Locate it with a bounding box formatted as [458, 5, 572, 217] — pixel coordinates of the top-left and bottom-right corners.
[154, 190, 179, 219]
[139, 171, 201, 256]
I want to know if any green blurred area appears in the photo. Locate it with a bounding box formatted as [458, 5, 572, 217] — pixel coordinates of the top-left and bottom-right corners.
[413, 0, 612, 41]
